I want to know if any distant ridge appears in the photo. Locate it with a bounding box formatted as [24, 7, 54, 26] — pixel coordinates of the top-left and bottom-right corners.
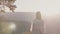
[0, 12, 35, 22]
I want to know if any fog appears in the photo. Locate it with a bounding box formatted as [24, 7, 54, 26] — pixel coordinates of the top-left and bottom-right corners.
[4, 12, 35, 21]
[0, 12, 35, 34]
[44, 14, 60, 34]
[0, 12, 60, 34]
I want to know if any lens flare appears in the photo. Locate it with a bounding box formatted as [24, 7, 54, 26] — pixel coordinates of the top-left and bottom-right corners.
[9, 22, 16, 30]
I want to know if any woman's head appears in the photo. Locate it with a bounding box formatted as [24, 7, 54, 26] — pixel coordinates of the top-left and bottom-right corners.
[36, 11, 41, 20]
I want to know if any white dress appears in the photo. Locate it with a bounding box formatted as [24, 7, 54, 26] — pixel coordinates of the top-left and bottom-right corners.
[32, 19, 44, 34]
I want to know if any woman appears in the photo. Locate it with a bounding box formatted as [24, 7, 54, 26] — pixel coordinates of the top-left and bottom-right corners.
[32, 11, 44, 34]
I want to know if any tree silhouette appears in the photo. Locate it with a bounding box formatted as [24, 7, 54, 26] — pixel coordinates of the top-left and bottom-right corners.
[0, 0, 16, 13]
[0, 0, 17, 34]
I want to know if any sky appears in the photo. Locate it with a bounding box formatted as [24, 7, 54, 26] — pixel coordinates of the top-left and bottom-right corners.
[14, 0, 40, 12]
[40, 0, 60, 18]
[14, 0, 60, 18]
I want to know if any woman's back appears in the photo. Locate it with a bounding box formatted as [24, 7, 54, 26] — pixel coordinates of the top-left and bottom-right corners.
[32, 11, 44, 34]
[32, 19, 44, 34]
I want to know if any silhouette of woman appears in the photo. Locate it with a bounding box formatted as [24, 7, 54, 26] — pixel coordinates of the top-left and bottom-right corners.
[32, 11, 44, 34]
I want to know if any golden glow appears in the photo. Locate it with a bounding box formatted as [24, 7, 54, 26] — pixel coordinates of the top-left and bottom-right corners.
[9, 22, 16, 30]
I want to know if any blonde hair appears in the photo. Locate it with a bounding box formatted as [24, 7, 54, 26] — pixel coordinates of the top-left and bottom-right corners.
[36, 11, 41, 20]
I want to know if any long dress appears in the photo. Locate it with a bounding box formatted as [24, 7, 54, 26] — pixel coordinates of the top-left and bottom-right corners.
[32, 19, 44, 34]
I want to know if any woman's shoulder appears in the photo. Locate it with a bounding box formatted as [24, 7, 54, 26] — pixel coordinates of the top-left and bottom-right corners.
[33, 19, 44, 23]
[33, 19, 43, 21]
[33, 19, 44, 26]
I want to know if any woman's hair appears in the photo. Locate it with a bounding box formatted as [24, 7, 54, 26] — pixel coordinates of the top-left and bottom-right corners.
[36, 11, 41, 20]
